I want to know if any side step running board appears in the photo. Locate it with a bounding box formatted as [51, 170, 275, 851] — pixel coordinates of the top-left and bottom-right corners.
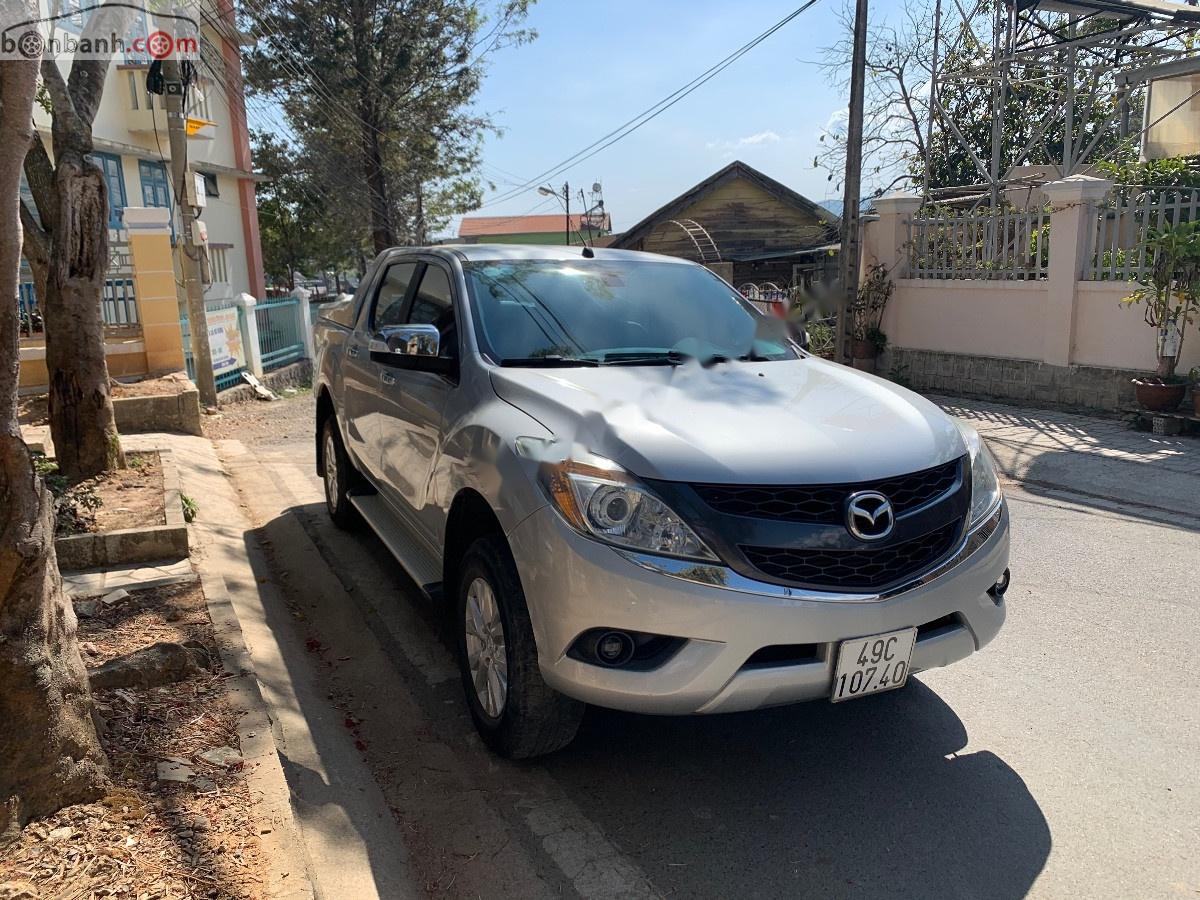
[349, 493, 443, 599]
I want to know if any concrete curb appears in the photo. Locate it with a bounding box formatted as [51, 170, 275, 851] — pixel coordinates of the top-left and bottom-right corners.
[114, 388, 204, 436]
[57, 449, 189, 570]
[218, 360, 313, 405]
[196, 566, 316, 900]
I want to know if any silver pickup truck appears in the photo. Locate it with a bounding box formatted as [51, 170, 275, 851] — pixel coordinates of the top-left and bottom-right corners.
[313, 245, 1010, 758]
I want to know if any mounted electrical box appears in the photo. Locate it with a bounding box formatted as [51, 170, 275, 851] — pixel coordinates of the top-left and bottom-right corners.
[186, 171, 208, 208]
[190, 218, 208, 247]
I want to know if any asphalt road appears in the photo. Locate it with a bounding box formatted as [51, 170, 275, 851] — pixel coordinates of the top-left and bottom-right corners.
[211, 393, 1200, 900]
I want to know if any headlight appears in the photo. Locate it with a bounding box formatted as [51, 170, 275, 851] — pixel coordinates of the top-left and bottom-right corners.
[538, 458, 718, 562]
[959, 424, 1003, 527]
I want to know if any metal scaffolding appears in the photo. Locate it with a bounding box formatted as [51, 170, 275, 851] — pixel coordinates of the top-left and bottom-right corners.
[921, 0, 1200, 204]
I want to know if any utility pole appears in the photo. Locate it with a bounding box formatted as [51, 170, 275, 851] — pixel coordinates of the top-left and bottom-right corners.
[564, 183, 571, 246]
[538, 182, 572, 245]
[837, 0, 869, 365]
[162, 56, 217, 407]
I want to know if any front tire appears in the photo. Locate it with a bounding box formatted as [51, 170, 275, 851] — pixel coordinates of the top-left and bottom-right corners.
[456, 535, 583, 759]
[321, 417, 360, 530]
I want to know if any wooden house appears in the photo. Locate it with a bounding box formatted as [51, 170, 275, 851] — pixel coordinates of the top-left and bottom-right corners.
[609, 160, 839, 289]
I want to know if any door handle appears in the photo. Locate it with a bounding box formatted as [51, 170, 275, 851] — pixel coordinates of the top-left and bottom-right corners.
[346, 344, 360, 359]
[381, 370, 396, 386]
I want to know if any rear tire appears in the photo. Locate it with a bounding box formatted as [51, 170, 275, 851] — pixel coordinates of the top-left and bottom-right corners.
[321, 417, 360, 530]
[455, 535, 583, 759]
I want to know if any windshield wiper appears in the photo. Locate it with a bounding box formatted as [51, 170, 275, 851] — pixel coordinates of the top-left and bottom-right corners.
[599, 350, 691, 366]
[498, 356, 600, 368]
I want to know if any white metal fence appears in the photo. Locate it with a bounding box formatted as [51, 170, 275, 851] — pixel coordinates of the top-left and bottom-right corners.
[907, 207, 1051, 280]
[1088, 186, 1200, 281]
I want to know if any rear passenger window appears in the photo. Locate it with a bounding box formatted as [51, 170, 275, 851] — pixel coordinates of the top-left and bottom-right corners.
[408, 266, 457, 359]
[371, 262, 417, 330]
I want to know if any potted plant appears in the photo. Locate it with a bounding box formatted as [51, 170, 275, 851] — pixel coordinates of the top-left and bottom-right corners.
[852, 264, 894, 368]
[1191, 367, 1200, 416]
[1122, 221, 1200, 411]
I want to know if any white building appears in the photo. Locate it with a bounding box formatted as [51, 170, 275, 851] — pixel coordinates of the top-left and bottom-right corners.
[25, 1, 265, 308]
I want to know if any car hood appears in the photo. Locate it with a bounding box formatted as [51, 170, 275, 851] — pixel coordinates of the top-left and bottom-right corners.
[490, 357, 967, 484]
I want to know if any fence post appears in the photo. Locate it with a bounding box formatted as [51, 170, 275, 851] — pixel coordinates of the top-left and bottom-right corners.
[233, 292, 265, 377]
[1040, 175, 1112, 367]
[291, 287, 315, 360]
[866, 193, 923, 278]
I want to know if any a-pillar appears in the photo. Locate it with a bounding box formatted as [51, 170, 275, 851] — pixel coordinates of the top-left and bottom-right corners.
[1040, 175, 1112, 367]
[124, 206, 186, 373]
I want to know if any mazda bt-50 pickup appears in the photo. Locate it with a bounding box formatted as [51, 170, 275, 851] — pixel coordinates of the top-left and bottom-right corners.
[313, 245, 1010, 758]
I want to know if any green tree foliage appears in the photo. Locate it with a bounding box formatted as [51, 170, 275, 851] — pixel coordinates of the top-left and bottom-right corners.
[252, 131, 361, 289]
[818, 0, 1176, 195]
[243, 0, 535, 255]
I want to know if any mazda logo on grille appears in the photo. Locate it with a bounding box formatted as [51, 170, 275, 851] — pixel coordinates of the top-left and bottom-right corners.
[845, 491, 895, 541]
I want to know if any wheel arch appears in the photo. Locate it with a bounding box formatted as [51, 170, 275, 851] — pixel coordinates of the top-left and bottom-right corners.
[443, 488, 508, 609]
[315, 384, 335, 477]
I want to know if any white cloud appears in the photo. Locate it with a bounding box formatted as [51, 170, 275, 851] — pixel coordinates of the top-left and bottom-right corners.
[737, 130, 782, 146]
[706, 130, 787, 153]
[822, 108, 848, 135]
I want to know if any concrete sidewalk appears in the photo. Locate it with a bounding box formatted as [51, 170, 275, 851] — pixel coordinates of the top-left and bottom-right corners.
[119, 432, 419, 900]
[933, 395, 1200, 522]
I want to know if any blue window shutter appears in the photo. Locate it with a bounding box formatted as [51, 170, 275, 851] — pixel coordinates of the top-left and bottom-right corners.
[87, 152, 127, 228]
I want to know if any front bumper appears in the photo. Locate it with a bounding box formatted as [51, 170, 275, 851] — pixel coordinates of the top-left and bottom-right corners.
[507, 502, 1010, 715]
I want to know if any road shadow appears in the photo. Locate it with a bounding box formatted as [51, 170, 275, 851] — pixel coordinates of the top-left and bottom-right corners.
[1012, 448, 1200, 532]
[936, 395, 1200, 531]
[541, 682, 1050, 900]
[247, 497, 1049, 900]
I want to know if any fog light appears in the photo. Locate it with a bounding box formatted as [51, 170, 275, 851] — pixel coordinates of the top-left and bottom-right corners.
[595, 631, 635, 666]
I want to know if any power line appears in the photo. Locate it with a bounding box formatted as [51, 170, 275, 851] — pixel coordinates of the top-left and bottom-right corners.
[476, 0, 822, 210]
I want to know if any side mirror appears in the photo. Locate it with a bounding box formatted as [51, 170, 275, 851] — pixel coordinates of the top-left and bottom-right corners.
[786, 320, 810, 351]
[370, 323, 440, 358]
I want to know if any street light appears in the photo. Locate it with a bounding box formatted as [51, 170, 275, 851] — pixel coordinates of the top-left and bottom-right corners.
[537, 183, 571, 244]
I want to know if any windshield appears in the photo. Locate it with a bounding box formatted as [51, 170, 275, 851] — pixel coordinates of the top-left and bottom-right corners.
[461, 259, 799, 365]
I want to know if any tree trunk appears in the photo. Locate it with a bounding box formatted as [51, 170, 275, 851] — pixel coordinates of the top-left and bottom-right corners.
[43, 154, 123, 481]
[361, 113, 394, 254]
[0, 54, 109, 849]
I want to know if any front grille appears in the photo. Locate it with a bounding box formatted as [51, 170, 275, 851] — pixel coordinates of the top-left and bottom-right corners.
[741, 519, 963, 591]
[693, 457, 963, 524]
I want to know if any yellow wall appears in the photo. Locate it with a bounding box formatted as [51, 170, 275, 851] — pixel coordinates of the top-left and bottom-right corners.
[19, 342, 148, 390]
[127, 220, 187, 373]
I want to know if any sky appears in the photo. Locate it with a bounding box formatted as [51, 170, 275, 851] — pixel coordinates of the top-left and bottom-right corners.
[459, 0, 894, 237]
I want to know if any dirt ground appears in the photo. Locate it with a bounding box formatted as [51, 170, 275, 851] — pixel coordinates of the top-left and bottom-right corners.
[110, 373, 194, 398]
[0, 582, 266, 900]
[18, 374, 193, 428]
[202, 391, 314, 446]
[17, 394, 48, 427]
[86, 451, 166, 532]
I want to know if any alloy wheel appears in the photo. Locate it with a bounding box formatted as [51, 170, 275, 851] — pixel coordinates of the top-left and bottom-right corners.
[324, 431, 339, 509]
[464, 576, 508, 718]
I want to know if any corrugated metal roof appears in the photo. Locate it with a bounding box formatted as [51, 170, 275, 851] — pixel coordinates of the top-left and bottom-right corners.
[458, 213, 612, 237]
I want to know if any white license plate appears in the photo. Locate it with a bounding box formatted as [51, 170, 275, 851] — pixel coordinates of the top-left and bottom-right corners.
[831, 627, 917, 703]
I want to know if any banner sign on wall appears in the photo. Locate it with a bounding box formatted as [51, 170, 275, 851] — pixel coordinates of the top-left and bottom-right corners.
[207, 306, 245, 375]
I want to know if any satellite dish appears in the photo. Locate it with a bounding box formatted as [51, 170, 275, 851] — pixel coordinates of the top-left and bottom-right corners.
[592, 182, 602, 193]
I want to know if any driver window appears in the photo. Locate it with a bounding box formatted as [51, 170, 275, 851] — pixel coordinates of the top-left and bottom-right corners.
[371, 262, 418, 332]
[408, 265, 457, 359]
